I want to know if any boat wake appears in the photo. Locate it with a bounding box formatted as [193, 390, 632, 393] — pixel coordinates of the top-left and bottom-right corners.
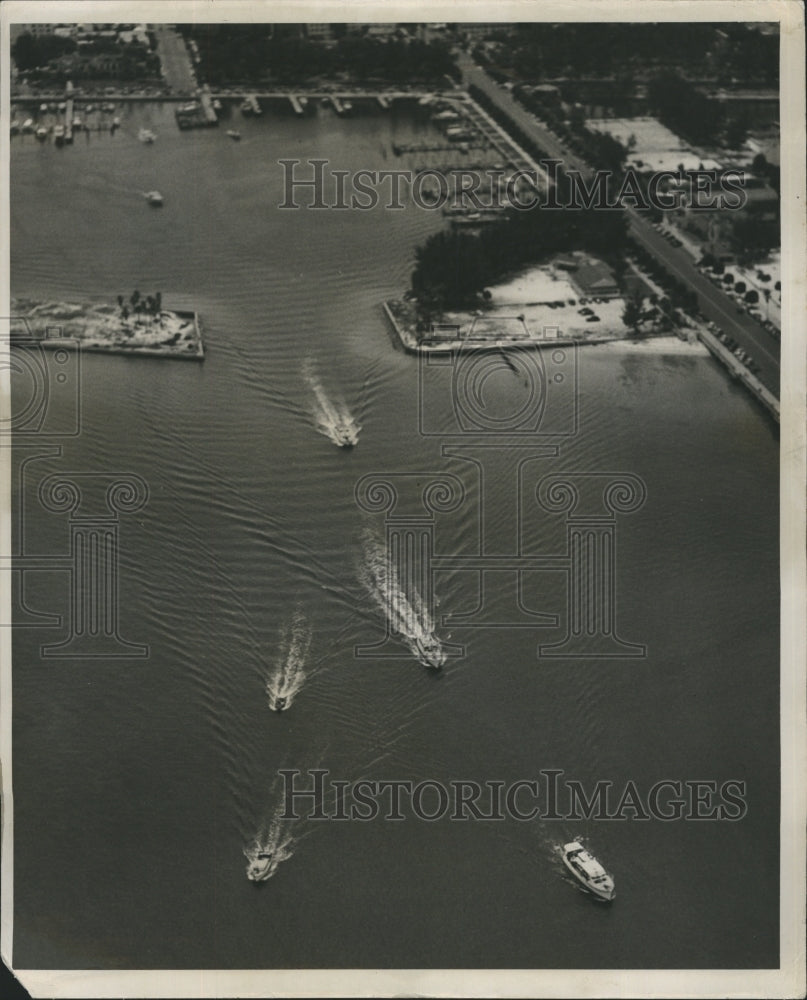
[265, 608, 313, 712]
[359, 531, 446, 670]
[243, 803, 296, 883]
[303, 359, 360, 448]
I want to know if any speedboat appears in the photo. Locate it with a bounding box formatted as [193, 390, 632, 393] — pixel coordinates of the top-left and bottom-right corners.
[226, 129, 241, 140]
[415, 634, 445, 671]
[145, 190, 164, 206]
[35, 126, 48, 140]
[53, 124, 65, 145]
[247, 850, 277, 882]
[273, 695, 287, 712]
[22, 118, 34, 133]
[333, 422, 358, 448]
[561, 842, 615, 901]
[138, 127, 157, 143]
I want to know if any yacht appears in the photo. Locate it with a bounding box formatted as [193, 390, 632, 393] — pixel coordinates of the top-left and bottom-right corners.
[561, 842, 615, 901]
[247, 851, 277, 882]
[145, 190, 164, 206]
[226, 129, 241, 140]
[415, 634, 445, 671]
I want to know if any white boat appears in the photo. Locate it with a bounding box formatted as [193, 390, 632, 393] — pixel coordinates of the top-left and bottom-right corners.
[272, 695, 287, 712]
[112, 116, 121, 127]
[212, 98, 222, 111]
[35, 126, 48, 140]
[53, 124, 65, 145]
[415, 634, 445, 671]
[22, 118, 34, 133]
[226, 129, 241, 140]
[39, 102, 48, 112]
[561, 842, 615, 901]
[333, 422, 358, 448]
[138, 127, 157, 143]
[72, 115, 82, 129]
[58, 101, 66, 111]
[10, 120, 20, 134]
[247, 850, 278, 882]
[145, 190, 164, 206]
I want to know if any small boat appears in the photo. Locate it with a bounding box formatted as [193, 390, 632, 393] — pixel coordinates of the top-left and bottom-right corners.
[112, 116, 121, 127]
[53, 124, 65, 145]
[415, 634, 445, 671]
[35, 126, 48, 140]
[341, 100, 353, 115]
[85, 104, 94, 113]
[145, 190, 164, 206]
[22, 118, 34, 133]
[72, 115, 82, 129]
[39, 102, 48, 113]
[432, 109, 460, 122]
[333, 422, 358, 448]
[561, 842, 615, 901]
[138, 127, 157, 143]
[226, 129, 241, 140]
[212, 98, 222, 111]
[273, 695, 287, 712]
[58, 101, 66, 111]
[10, 120, 20, 134]
[247, 851, 277, 882]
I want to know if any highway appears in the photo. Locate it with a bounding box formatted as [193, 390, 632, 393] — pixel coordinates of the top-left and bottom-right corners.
[458, 53, 780, 397]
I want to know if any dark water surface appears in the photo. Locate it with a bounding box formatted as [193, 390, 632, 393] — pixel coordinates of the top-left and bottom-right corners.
[10, 102, 779, 969]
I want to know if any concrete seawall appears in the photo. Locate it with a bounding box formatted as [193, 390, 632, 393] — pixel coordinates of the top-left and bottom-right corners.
[698, 328, 779, 422]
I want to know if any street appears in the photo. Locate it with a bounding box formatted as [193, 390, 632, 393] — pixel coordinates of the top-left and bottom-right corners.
[458, 53, 780, 396]
[154, 25, 197, 95]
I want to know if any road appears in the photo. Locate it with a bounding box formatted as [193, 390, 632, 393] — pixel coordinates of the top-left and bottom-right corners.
[457, 53, 780, 397]
[154, 25, 197, 95]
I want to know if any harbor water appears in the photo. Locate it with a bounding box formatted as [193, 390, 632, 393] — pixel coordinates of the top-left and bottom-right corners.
[10, 101, 779, 969]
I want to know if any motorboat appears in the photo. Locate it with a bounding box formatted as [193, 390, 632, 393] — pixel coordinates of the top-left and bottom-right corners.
[273, 695, 287, 712]
[415, 634, 445, 671]
[247, 850, 277, 882]
[10, 120, 20, 134]
[58, 101, 66, 111]
[138, 127, 157, 143]
[22, 118, 34, 133]
[561, 842, 615, 901]
[39, 102, 48, 112]
[35, 126, 48, 140]
[226, 129, 241, 140]
[212, 98, 222, 111]
[333, 422, 358, 448]
[145, 190, 164, 206]
[72, 115, 82, 129]
[53, 124, 65, 145]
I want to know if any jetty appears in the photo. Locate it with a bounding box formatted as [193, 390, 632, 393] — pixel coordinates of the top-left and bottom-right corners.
[242, 94, 262, 116]
[289, 95, 305, 115]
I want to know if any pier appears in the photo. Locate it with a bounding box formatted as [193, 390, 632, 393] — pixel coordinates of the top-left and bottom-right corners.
[243, 94, 262, 115]
[199, 88, 218, 125]
[289, 95, 305, 115]
[393, 141, 488, 155]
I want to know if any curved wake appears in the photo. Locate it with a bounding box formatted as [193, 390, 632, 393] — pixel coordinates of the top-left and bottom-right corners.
[359, 530, 446, 669]
[265, 608, 313, 712]
[303, 358, 361, 448]
[243, 802, 296, 882]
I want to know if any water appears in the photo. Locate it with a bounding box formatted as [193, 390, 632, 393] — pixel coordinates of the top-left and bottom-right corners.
[10, 101, 779, 969]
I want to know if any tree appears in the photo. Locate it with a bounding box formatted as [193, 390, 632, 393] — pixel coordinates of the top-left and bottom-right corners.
[744, 289, 759, 304]
[622, 292, 645, 334]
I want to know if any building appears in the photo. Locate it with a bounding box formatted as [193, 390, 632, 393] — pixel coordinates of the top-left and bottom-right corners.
[570, 259, 620, 298]
[306, 23, 334, 42]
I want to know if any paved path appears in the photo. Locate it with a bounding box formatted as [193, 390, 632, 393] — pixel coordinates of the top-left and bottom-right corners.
[457, 53, 780, 397]
[154, 25, 197, 94]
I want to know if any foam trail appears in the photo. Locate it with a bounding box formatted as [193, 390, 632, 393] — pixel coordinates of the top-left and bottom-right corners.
[266, 607, 313, 711]
[303, 358, 361, 447]
[243, 801, 296, 882]
[359, 529, 445, 668]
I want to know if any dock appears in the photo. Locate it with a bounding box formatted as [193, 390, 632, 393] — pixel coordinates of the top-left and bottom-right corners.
[289, 95, 305, 115]
[377, 95, 390, 110]
[199, 88, 218, 125]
